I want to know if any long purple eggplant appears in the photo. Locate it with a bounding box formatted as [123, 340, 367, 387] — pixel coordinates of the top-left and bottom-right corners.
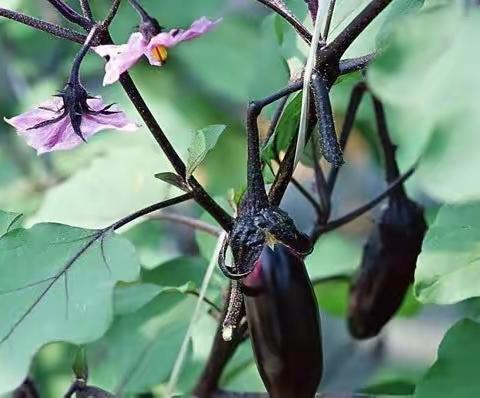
[348, 197, 427, 339]
[242, 244, 323, 398]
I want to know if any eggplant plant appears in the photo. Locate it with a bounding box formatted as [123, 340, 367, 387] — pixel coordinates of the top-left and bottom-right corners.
[2, 1, 478, 398]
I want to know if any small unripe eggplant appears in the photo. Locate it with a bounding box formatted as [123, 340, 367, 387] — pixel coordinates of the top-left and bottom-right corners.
[348, 197, 427, 339]
[242, 244, 323, 398]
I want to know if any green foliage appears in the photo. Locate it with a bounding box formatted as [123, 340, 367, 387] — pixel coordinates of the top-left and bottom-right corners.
[154, 172, 190, 192]
[3, 0, 480, 396]
[113, 284, 163, 316]
[0, 210, 22, 237]
[186, 125, 227, 179]
[87, 292, 196, 395]
[415, 319, 480, 398]
[368, 3, 480, 203]
[262, 92, 302, 164]
[305, 233, 362, 279]
[329, 0, 424, 58]
[0, 224, 140, 394]
[415, 203, 480, 305]
[30, 144, 183, 229]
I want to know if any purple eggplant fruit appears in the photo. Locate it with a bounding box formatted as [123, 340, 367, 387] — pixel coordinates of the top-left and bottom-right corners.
[348, 196, 427, 339]
[242, 244, 323, 398]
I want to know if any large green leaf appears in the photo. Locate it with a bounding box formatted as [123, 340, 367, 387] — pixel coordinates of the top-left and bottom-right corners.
[113, 284, 163, 316]
[368, 4, 480, 203]
[329, 0, 424, 59]
[0, 224, 140, 394]
[176, 15, 288, 102]
[415, 319, 480, 398]
[415, 203, 480, 305]
[30, 145, 182, 229]
[87, 292, 197, 395]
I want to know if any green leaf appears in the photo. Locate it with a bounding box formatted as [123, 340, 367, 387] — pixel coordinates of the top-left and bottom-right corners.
[0, 224, 140, 394]
[261, 92, 302, 163]
[415, 319, 480, 398]
[415, 203, 480, 305]
[176, 15, 288, 102]
[327, 0, 423, 59]
[142, 256, 223, 304]
[0, 210, 22, 237]
[368, 4, 480, 203]
[362, 380, 416, 395]
[142, 256, 208, 289]
[186, 125, 227, 179]
[305, 233, 363, 280]
[220, 341, 265, 393]
[87, 292, 197, 395]
[114, 284, 163, 316]
[121, 220, 181, 269]
[30, 145, 182, 229]
[154, 172, 190, 192]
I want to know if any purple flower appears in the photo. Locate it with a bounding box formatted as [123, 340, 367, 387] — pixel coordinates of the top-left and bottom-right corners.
[94, 17, 220, 86]
[4, 96, 137, 154]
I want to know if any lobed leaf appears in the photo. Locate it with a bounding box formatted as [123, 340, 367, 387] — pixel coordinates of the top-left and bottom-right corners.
[415, 203, 480, 304]
[0, 224, 140, 394]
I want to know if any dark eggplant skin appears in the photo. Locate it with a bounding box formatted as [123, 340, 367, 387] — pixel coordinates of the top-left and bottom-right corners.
[348, 197, 427, 339]
[242, 244, 323, 398]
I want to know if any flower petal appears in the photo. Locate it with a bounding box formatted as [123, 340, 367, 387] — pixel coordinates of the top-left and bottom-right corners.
[4, 97, 138, 154]
[16, 117, 75, 155]
[83, 98, 139, 133]
[146, 17, 220, 65]
[94, 32, 147, 85]
[4, 97, 64, 132]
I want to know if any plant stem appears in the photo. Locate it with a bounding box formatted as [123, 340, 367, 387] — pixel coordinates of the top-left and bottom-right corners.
[69, 25, 99, 85]
[111, 193, 193, 230]
[339, 53, 376, 75]
[193, 306, 248, 398]
[320, 0, 392, 63]
[103, 0, 122, 28]
[80, 0, 94, 21]
[255, 0, 312, 43]
[311, 164, 416, 240]
[371, 96, 403, 186]
[327, 82, 367, 193]
[0, 8, 86, 43]
[150, 213, 222, 236]
[311, 134, 330, 221]
[114, 55, 233, 231]
[245, 102, 269, 210]
[45, 0, 92, 29]
[323, 0, 337, 40]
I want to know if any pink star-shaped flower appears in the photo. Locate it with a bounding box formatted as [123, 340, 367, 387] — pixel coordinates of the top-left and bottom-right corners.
[4, 96, 137, 154]
[94, 17, 220, 86]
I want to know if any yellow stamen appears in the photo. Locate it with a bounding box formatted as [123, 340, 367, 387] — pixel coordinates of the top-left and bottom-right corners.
[151, 45, 168, 63]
